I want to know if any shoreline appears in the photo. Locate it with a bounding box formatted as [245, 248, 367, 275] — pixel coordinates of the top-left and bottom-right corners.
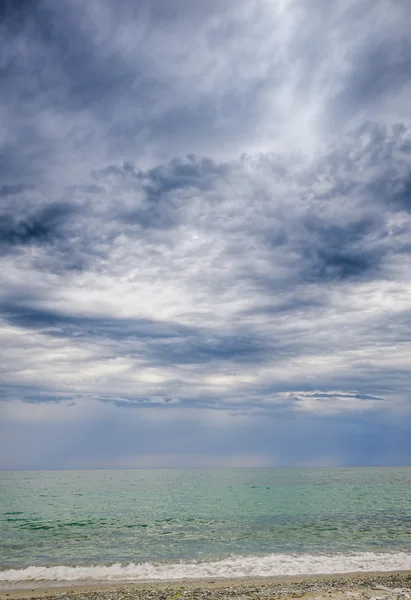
[1, 570, 410, 600]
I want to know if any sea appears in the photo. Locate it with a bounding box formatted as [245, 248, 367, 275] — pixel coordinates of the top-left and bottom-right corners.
[0, 467, 410, 588]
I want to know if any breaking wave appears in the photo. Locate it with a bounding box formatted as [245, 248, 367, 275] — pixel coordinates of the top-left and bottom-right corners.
[1, 552, 410, 588]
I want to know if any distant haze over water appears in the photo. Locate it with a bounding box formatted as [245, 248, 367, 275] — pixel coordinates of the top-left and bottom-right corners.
[1, 468, 410, 586]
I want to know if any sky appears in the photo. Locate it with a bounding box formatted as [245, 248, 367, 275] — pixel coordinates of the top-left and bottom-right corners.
[1, 0, 411, 469]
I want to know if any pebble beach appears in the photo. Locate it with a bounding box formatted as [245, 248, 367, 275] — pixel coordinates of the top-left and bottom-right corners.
[2, 571, 410, 600]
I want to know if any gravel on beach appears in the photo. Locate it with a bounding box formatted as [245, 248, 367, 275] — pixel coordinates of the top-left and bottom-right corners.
[1, 571, 410, 600]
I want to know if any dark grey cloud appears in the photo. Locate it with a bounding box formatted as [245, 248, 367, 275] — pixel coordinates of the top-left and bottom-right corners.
[0, 301, 271, 367]
[1, 0, 262, 182]
[0, 183, 34, 197]
[1, 302, 194, 341]
[5, 0, 410, 186]
[300, 217, 384, 282]
[91, 156, 230, 230]
[0, 202, 75, 251]
[143, 156, 229, 196]
[393, 173, 411, 212]
[1, 123, 411, 377]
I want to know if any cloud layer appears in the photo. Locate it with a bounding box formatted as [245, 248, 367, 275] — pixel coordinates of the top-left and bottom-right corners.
[1, 0, 411, 467]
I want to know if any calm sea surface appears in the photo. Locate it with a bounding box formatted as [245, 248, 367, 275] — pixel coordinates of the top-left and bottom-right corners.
[0, 468, 410, 584]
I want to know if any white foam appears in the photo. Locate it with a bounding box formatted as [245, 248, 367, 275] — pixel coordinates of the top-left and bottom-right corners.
[1, 552, 410, 587]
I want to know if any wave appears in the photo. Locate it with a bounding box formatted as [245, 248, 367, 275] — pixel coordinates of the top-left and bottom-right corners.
[1, 552, 410, 587]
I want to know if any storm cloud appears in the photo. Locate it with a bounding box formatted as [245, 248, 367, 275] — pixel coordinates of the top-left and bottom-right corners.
[1, 0, 411, 468]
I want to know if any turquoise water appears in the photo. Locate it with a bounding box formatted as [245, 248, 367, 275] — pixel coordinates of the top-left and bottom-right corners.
[0, 468, 410, 583]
